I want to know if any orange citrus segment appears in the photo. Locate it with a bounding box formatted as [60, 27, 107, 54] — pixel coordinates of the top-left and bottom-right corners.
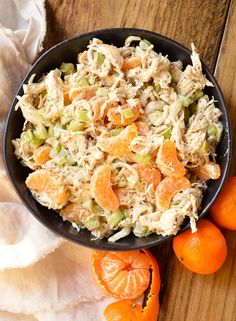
[122, 57, 142, 71]
[60, 202, 91, 222]
[26, 169, 68, 209]
[98, 124, 138, 156]
[104, 300, 143, 321]
[107, 104, 140, 126]
[191, 162, 221, 181]
[63, 86, 72, 104]
[33, 145, 51, 165]
[92, 250, 151, 299]
[133, 164, 161, 189]
[155, 176, 191, 211]
[156, 140, 186, 178]
[90, 164, 120, 211]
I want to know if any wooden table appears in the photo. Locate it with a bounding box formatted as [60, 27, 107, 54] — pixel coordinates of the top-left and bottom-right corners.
[44, 1, 236, 320]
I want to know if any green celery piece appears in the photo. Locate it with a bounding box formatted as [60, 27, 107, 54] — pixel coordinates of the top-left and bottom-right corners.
[22, 129, 34, 142]
[34, 124, 48, 140]
[60, 115, 71, 126]
[77, 110, 89, 123]
[54, 123, 62, 137]
[60, 62, 75, 75]
[96, 52, 105, 65]
[139, 39, 152, 50]
[122, 108, 135, 119]
[78, 78, 89, 87]
[207, 123, 217, 137]
[184, 107, 190, 124]
[179, 95, 192, 107]
[110, 128, 124, 136]
[133, 225, 149, 237]
[148, 111, 163, 124]
[163, 126, 173, 140]
[47, 126, 54, 138]
[134, 153, 151, 164]
[67, 120, 85, 131]
[84, 216, 101, 230]
[198, 140, 209, 153]
[107, 210, 124, 228]
[30, 137, 44, 148]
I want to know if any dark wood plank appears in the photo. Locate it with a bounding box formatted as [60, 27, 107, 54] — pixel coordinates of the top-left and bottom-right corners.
[44, 0, 230, 71]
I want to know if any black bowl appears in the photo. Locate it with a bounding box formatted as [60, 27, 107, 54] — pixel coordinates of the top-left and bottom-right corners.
[3, 28, 232, 250]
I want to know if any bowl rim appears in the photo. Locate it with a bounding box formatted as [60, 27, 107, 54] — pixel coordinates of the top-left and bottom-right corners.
[3, 27, 232, 250]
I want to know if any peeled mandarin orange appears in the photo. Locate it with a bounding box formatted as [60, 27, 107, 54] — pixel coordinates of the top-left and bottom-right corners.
[133, 164, 161, 189]
[173, 219, 227, 274]
[156, 140, 186, 178]
[33, 145, 51, 165]
[26, 169, 68, 209]
[90, 165, 120, 211]
[98, 124, 138, 157]
[104, 300, 143, 321]
[210, 176, 236, 230]
[155, 176, 191, 211]
[92, 250, 151, 299]
[192, 162, 221, 181]
[122, 57, 142, 71]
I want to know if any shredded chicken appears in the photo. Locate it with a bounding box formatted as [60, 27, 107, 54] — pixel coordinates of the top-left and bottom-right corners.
[12, 37, 222, 242]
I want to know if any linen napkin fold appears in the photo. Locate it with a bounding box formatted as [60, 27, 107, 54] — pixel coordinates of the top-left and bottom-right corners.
[0, 1, 112, 320]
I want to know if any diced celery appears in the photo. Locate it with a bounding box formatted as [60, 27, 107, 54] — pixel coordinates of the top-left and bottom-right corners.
[184, 107, 190, 124]
[41, 90, 47, 97]
[97, 87, 109, 96]
[38, 107, 46, 116]
[60, 62, 75, 75]
[139, 39, 152, 50]
[84, 216, 101, 230]
[60, 115, 71, 126]
[207, 123, 217, 137]
[122, 108, 135, 119]
[49, 144, 61, 158]
[78, 77, 89, 87]
[154, 84, 161, 93]
[34, 124, 48, 140]
[110, 128, 124, 136]
[127, 174, 139, 188]
[216, 127, 223, 142]
[198, 140, 209, 153]
[20, 160, 27, 167]
[172, 70, 182, 83]
[194, 89, 204, 100]
[107, 210, 124, 228]
[67, 120, 85, 131]
[96, 52, 105, 65]
[54, 123, 62, 137]
[121, 209, 129, 218]
[77, 110, 89, 123]
[133, 225, 149, 237]
[163, 126, 173, 140]
[171, 200, 181, 206]
[30, 137, 44, 148]
[179, 95, 192, 107]
[22, 129, 33, 142]
[134, 153, 151, 164]
[47, 126, 54, 138]
[148, 111, 163, 124]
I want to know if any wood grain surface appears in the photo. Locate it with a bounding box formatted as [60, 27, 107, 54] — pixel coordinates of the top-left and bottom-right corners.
[44, 1, 236, 320]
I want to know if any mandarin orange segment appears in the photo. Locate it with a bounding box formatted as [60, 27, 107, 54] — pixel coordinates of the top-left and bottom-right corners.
[173, 219, 227, 274]
[90, 165, 120, 211]
[92, 250, 151, 299]
[191, 162, 221, 181]
[122, 57, 142, 71]
[156, 140, 186, 178]
[133, 164, 161, 189]
[33, 145, 51, 165]
[107, 104, 140, 126]
[155, 176, 191, 212]
[60, 202, 91, 222]
[63, 86, 72, 104]
[26, 169, 68, 209]
[98, 124, 138, 156]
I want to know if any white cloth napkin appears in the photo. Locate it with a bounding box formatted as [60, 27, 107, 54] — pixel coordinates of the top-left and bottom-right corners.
[0, 1, 114, 320]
